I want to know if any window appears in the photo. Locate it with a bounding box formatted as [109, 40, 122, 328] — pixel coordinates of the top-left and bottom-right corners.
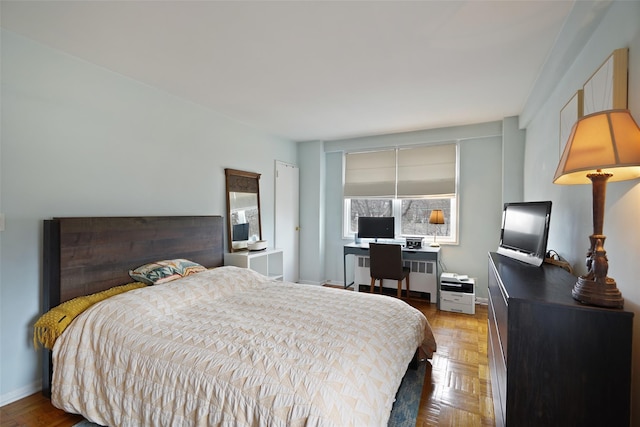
[399, 198, 455, 240]
[343, 144, 458, 243]
[348, 199, 393, 233]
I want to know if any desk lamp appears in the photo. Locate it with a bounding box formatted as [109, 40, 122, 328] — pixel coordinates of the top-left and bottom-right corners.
[553, 109, 640, 308]
[428, 209, 445, 247]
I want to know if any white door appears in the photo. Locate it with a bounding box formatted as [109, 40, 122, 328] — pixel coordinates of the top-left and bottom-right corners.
[275, 161, 299, 282]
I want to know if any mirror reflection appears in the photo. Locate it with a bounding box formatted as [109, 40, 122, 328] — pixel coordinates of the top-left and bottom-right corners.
[229, 192, 260, 248]
[225, 169, 262, 252]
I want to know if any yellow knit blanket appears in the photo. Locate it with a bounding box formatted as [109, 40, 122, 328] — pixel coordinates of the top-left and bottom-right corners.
[34, 282, 147, 350]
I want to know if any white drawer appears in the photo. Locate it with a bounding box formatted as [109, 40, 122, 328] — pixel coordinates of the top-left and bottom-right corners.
[440, 299, 475, 314]
[440, 290, 475, 314]
[441, 290, 474, 304]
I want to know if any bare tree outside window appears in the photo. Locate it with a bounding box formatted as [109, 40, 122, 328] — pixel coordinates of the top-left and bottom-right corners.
[349, 199, 392, 233]
[401, 199, 451, 237]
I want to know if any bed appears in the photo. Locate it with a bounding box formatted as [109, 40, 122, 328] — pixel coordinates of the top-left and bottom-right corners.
[40, 216, 436, 426]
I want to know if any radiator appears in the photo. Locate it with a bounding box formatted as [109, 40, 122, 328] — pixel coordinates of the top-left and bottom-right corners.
[354, 256, 437, 302]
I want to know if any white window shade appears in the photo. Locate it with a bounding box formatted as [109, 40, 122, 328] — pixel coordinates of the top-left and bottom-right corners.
[397, 144, 456, 197]
[344, 150, 396, 197]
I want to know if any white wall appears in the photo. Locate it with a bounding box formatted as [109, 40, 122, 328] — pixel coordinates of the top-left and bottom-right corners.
[444, 135, 503, 289]
[297, 140, 326, 285]
[0, 31, 297, 404]
[521, 1, 640, 422]
[502, 116, 525, 203]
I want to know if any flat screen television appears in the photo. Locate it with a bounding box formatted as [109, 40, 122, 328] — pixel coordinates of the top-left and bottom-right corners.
[357, 216, 395, 241]
[497, 201, 552, 266]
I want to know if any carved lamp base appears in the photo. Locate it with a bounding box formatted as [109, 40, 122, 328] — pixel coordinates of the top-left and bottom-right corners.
[572, 276, 624, 308]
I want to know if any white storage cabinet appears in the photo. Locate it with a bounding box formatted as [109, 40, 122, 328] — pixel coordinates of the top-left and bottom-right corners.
[224, 248, 284, 281]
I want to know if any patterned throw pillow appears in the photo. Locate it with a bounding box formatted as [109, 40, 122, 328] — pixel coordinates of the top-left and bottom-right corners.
[129, 259, 206, 285]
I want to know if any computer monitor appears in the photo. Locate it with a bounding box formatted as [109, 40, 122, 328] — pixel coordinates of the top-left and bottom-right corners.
[357, 217, 395, 241]
[232, 223, 250, 241]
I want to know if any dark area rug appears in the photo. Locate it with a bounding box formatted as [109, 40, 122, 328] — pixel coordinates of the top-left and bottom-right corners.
[388, 360, 427, 426]
[74, 362, 426, 427]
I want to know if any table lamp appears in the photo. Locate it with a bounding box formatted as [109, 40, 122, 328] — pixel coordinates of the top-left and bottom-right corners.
[428, 209, 445, 247]
[553, 109, 640, 308]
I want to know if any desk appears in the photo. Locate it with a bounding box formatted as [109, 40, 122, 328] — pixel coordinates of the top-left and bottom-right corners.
[343, 243, 441, 302]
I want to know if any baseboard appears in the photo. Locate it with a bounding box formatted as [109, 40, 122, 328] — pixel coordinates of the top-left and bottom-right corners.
[0, 379, 41, 407]
[475, 297, 488, 305]
[323, 279, 345, 286]
[357, 284, 433, 301]
[296, 279, 324, 286]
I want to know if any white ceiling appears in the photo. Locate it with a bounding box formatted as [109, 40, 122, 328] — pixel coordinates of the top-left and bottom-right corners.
[0, 1, 604, 142]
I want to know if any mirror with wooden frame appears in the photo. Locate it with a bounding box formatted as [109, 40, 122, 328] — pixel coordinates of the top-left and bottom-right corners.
[225, 168, 262, 252]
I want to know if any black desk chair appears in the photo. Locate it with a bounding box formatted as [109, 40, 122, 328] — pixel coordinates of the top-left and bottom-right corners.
[369, 243, 410, 298]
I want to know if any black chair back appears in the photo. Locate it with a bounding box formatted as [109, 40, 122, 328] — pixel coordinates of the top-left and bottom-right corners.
[369, 243, 405, 280]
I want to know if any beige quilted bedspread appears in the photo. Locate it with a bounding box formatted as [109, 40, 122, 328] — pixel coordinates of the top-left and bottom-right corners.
[52, 266, 436, 426]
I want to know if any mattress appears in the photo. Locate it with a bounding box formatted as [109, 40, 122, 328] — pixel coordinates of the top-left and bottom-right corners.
[52, 266, 436, 426]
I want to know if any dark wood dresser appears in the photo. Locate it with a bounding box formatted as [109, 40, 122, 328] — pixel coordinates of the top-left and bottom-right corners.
[487, 252, 633, 427]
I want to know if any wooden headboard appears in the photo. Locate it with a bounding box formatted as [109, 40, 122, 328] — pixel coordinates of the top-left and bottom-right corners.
[41, 215, 224, 396]
[43, 216, 224, 308]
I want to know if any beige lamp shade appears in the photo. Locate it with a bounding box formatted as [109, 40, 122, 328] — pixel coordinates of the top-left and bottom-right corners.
[428, 209, 445, 225]
[553, 109, 640, 184]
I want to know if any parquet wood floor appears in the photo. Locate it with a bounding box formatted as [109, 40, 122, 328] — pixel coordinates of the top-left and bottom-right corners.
[1, 294, 493, 427]
[407, 299, 494, 427]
